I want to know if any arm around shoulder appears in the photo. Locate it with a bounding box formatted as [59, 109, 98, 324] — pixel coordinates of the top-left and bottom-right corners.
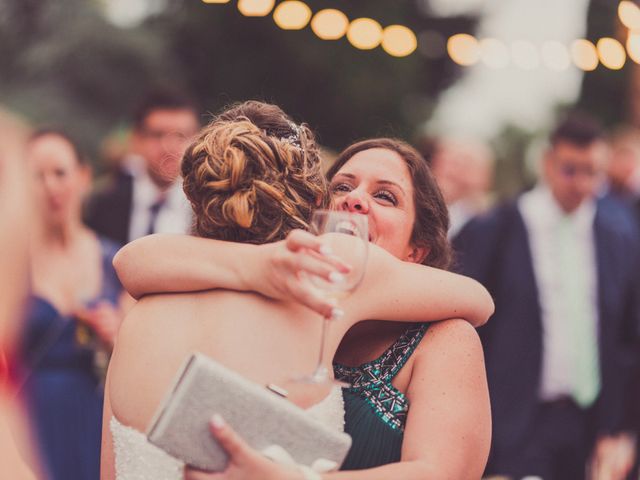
[113, 234, 260, 299]
[352, 244, 494, 328]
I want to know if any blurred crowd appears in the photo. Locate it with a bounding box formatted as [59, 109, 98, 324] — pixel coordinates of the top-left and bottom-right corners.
[1, 88, 640, 480]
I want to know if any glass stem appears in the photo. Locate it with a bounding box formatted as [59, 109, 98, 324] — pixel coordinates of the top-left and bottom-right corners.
[313, 315, 331, 379]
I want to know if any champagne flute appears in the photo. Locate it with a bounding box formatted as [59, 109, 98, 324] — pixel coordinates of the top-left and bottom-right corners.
[296, 210, 368, 385]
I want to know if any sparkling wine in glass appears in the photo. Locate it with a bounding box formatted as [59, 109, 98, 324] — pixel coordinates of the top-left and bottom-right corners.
[297, 210, 368, 385]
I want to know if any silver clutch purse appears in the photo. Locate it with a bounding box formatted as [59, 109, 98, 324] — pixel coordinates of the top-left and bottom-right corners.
[146, 352, 352, 471]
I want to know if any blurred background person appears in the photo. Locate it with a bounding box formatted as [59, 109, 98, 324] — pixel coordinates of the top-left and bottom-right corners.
[454, 113, 640, 480]
[603, 125, 640, 480]
[429, 137, 495, 240]
[17, 129, 127, 480]
[606, 126, 640, 213]
[84, 89, 200, 245]
[0, 108, 40, 480]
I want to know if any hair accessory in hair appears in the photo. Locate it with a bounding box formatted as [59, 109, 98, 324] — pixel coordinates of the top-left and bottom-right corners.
[280, 121, 302, 149]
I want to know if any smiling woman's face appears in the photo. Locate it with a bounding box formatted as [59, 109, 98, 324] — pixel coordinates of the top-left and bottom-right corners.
[329, 148, 420, 262]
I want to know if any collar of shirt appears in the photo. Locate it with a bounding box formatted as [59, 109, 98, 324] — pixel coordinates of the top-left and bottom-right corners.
[520, 183, 596, 233]
[131, 165, 185, 211]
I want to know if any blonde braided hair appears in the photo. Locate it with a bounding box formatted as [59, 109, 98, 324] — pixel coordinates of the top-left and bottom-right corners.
[182, 101, 327, 243]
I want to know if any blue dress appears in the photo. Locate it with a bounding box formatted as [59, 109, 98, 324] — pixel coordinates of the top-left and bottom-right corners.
[333, 323, 429, 470]
[18, 237, 122, 480]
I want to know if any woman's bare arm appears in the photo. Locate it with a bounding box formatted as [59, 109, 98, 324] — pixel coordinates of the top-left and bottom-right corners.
[113, 234, 257, 300]
[114, 232, 493, 327]
[346, 243, 494, 327]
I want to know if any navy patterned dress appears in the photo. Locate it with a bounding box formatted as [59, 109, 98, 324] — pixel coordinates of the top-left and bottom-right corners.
[17, 237, 122, 480]
[333, 323, 429, 470]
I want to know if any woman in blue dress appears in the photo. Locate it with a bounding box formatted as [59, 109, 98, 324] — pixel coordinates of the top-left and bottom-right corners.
[17, 129, 125, 480]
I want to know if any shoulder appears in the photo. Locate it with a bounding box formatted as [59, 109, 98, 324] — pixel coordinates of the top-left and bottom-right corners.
[421, 319, 482, 351]
[406, 320, 488, 405]
[413, 320, 484, 371]
[117, 293, 194, 343]
[596, 196, 640, 240]
[453, 200, 523, 263]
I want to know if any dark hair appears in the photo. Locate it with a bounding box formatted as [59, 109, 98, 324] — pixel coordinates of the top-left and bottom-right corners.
[181, 101, 328, 244]
[28, 128, 87, 165]
[132, 89, 198, 130]
[327, 138, 452, 269]
[550, 112, 604, 148]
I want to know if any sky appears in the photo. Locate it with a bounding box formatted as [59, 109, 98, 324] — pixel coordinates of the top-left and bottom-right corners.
[426, 0, 591, 139]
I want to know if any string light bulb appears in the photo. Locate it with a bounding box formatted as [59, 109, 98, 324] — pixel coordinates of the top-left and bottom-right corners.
[311, 9, 349, 40]
[479, 38, 509, 68]
[541, 41, 571, 71]
[237, 0, 274, 17]
[447, 33, 480, 66]
[273, 1, 311, 30]
[619, 1, 640, 31]
[347, 18, 383, 50]
[597, 37, 626, 70]
[571, 39, 599, 71]
[382, 25, 417, 57]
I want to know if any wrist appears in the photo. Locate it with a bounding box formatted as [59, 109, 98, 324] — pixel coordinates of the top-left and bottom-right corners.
[235, 243, 263, 292]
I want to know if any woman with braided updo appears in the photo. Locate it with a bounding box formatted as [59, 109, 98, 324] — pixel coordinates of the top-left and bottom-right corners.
[103, 101, 492, 480]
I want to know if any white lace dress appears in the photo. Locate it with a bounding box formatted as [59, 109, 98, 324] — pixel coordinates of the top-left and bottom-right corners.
[110, 387, 345, 480]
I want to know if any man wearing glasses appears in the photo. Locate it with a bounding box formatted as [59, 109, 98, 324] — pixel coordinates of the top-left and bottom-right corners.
[85, 89, 200, 245]
[454, 114, 640, 480]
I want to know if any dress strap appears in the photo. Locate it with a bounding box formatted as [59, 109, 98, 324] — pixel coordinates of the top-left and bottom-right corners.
[334, 323, 429, 389]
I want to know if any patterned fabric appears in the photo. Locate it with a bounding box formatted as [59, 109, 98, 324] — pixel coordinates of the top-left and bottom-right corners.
[334, 324, 428, 431]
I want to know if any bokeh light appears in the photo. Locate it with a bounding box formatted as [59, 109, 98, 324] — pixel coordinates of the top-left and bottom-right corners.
[479, 38, 509, 69]
[382, 25, 417, 57]
[597, 37, 626, 70]
[570, 39, 599, 71]
[511, 40, 540, 70]
[237, 0, 274, 17]
[347, 18, 383, 50]
[619, 1, 640, 31]
[627, 32, 640, 64]
[447, 33, 480, 66]
[311, 9, 349, 40]
[540, 41, 571, 71]
[273, 1, 311, 30]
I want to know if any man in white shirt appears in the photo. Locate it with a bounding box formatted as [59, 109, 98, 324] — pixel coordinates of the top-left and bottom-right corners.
[85, 90, 200, 245]
[454, 114, 640, 480]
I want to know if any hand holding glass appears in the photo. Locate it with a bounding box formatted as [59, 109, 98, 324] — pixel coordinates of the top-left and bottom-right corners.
[296, 210, 368, 385]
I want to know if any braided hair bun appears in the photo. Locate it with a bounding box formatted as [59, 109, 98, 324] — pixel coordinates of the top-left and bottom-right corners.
[182, 101, 327, 243]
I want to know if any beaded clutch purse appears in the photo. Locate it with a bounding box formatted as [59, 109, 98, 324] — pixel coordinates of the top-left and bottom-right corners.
[147, 352, 352, 472]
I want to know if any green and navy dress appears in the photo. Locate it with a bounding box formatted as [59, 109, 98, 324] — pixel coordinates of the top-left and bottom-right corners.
[333, 323, 430, 470]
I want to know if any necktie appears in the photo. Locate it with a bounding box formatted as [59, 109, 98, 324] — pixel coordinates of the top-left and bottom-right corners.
[147, 196, 166, 235]
[557, 217, 600, 408]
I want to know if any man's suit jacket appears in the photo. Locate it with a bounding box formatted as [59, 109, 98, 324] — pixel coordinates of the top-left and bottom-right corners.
[84, 169, 134, 246]
[453, 194, 640, 464]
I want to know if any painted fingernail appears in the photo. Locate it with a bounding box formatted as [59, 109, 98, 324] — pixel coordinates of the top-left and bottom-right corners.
[331, 308, 345, 320]
[211, 413, 225, 429]
[319, 245, 333, 256]
[328, 272, 345, 284]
